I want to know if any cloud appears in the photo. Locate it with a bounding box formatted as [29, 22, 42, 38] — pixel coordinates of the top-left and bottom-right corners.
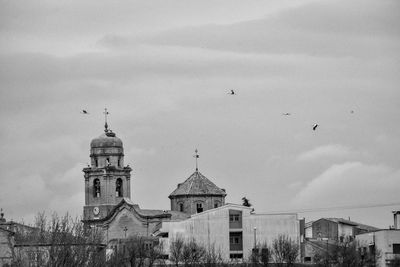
[293, 162, 400, 208]
[121, 0, 400, 58]
[296, 144, 354, 162]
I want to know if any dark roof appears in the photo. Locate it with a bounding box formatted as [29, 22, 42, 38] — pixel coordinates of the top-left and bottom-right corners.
[169, 170, 226, 198]
[322, 218, 379, 231]
[324, 218, 359, 226]
[83, 198, 189, 224]
[90, 132, 123, 148]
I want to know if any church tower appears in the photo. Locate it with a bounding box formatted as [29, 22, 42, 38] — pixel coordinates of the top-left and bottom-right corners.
[83, 111, 132, 221]
[169, 150, 226, 215]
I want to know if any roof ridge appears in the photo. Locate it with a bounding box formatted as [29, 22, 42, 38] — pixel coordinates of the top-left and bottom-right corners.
[187, 171, 198, 194]
[169, 170, 226, 197]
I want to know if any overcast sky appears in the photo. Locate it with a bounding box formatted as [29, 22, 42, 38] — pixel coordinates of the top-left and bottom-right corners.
[0, 0, 399, 228]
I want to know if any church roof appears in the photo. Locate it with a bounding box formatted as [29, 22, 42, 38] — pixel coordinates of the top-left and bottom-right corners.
[90, 131, 123, 148]
[169, 170, 226, 198]
[83, 198, 189, 224]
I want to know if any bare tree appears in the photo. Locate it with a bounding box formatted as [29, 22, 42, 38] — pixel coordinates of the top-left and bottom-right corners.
[181, 239, 206, 267]
[312, 238, 381, 267]
[11, 212, 105, 267]
[169, 236, 185, 267]
[106, 235, 164, 267]
[249, 242, 270, 267]
[272, 234, 299, 266]
[203, 243, 224, 267]
[147, 240, 165, 267]
[260, 242, 271, 267]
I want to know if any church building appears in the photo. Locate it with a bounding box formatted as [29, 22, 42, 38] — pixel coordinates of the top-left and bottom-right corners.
[82, 118, 226, 242]
[81, 116, 302, 261]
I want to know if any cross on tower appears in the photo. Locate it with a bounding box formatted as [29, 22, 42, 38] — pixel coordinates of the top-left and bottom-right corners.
[103, 108, 109, 132]
[194, 149, 199, 171]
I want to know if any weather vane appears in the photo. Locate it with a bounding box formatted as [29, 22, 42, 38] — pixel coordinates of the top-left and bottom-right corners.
[194, 149, 199, 171]
[103, 108, 109, 132]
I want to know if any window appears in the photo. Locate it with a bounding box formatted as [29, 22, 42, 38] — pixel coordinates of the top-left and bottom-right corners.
[179, 203, 184, 212]
[118, 158, 121, 167]
[229, 214, 240, 222]
[393, 243, 400, 254]
[106, 157, 110, 166]
[93, 179, 101, 198]
[230, 236, 240, 244]
[304, 257, 311, 262]
[229, 253, 243, 259]
[196, 203, 203, 213]
[229, 210, 242, 229]
[229, 232, 243, 251]
[144, 242, 153, 250]
[214, 201, 220, 208]
[116, 178, 123, 197]
[95, 158, 98, 167]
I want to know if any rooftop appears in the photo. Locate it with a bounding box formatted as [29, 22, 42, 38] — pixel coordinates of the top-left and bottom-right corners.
[169, 170, 226, 197]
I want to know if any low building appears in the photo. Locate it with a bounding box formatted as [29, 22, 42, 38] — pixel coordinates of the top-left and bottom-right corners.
[0, 227, 14, 266]
[356, 230, 400, 267]
[302, 217, 378, 263]
[355, 211, 400, 267]
[156, 203, 301, 261]
[306, 218, 378, 242]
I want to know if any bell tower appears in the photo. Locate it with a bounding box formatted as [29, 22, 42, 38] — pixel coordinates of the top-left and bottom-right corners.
[83, 109, 132, 221]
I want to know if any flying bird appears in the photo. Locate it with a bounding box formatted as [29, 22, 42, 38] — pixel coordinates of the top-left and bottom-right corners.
[282, 113, 291, 116]
[81, 110, 89, 114]
[350, 110, 354, 114]
[228, 90, 235, 95]
[312, 124, 319, 131]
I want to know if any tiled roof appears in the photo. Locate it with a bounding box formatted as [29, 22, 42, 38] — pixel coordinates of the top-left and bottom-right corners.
[169, 170, 226, 197]
[83, 198, 190, 224]
[324, 218, 379, 231]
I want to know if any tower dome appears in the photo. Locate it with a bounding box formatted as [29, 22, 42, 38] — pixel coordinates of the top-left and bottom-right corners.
[89, 129, 124, 168]
[90, 131, 123, 148]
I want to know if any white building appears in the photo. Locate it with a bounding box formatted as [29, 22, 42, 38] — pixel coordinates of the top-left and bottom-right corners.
[356, 230, 400, 267]
[156, 203, 301, 261]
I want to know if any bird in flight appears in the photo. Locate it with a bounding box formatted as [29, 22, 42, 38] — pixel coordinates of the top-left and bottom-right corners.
[282, 113, 291, 116]
[228, 90, 235, 95]
[313, 123, 319, 131]
[350, 110, 354, 114]
[81, 110, 89, 114]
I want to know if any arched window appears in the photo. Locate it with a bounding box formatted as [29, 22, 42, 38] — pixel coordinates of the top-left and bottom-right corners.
[179, 203, 184, 212]
[95, 158, 98, 167]
[196, 202, 203, 213]
[93, 179, 101, 198]
[214, 201, 220, 209]
[116, 178, 123, 197]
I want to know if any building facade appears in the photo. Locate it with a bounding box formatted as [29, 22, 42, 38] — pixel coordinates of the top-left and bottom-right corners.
[356, 230, 400, 267]
[305, 218, 378, 242]
[156, 204, 301, 261]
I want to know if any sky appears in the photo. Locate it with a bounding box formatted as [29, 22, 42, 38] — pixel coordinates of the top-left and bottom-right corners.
[0, 0, 399, 229]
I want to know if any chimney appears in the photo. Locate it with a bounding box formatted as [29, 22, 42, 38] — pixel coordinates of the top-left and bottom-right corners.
[393, 211, 400, 229]
[0, 209, 5, 223]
